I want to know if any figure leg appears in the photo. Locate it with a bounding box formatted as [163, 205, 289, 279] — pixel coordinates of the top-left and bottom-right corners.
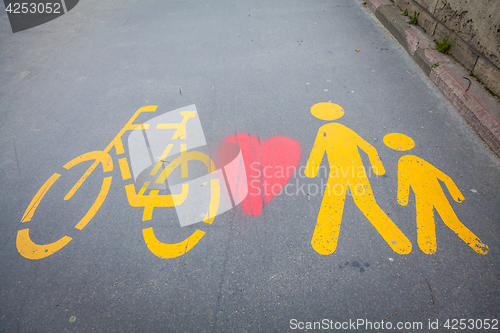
[435, 202, 488, 255]
[352, 181, 412, 254]
[415, 200, 437, 254]
[311, 180, 347, 255]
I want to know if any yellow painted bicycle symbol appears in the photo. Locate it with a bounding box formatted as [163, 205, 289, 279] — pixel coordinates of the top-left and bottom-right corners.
[17, 105, 246, 260]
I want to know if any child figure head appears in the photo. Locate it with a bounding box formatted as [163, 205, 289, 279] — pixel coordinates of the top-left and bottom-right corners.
[383, 133, 415, 151]
[311, 102, 344, 121]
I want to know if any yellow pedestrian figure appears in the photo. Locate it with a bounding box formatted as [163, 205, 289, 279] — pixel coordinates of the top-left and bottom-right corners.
[305, 103, 412, 255]
[383, 133, 488, 255]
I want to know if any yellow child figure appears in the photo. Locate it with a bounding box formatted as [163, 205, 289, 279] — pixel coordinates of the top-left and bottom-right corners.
[305, 103, 412, 255]
[383, 133, 488, 255]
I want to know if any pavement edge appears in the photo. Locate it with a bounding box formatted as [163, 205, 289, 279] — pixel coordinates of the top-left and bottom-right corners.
[364, 0, 500, 158]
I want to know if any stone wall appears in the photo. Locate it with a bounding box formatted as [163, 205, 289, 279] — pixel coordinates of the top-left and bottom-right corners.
[396, 0, 500, 96]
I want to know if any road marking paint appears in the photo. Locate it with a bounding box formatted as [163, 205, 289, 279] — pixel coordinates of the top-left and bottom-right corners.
[74, 176, 112, 230]
[306, 103, 411, 255]
[21, 173, 60, 222]
[385, 133, 488, 255]
[220, 134, 301, 216]
[63, 151, 113, 201]
[156, 111, 196, 139]
[150, 144, 173, 175]
[16, 228, 72, 260]
[142, 228, 205, 259]
[118, 158, 132, 180]
[203, 179, 221, 224]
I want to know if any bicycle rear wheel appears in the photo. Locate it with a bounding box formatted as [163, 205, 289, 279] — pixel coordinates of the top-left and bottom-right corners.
[16, 151, 113, 259]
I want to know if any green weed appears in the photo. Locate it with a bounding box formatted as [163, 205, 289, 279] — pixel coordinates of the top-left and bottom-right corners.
[434, 37, 453, 53]
[408, 11, 419, 25]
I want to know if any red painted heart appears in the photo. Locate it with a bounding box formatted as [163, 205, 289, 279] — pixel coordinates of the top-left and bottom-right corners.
[220, 134, 301, 216]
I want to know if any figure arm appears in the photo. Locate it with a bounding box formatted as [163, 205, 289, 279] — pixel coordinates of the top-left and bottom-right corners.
[434, 167, 465, 203]
[305, 131, 326, 178]
[356, 135, 386, 176]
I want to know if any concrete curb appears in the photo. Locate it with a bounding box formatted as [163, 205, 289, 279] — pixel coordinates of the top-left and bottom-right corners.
[364, 0, 500, 158]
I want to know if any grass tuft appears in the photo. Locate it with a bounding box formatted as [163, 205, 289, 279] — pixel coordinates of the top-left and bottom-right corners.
[408, 11, 419, 25]
[434, 37, 453, 53]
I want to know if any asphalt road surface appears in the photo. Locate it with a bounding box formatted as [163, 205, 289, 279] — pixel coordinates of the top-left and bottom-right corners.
[1, 0, 499, 332]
